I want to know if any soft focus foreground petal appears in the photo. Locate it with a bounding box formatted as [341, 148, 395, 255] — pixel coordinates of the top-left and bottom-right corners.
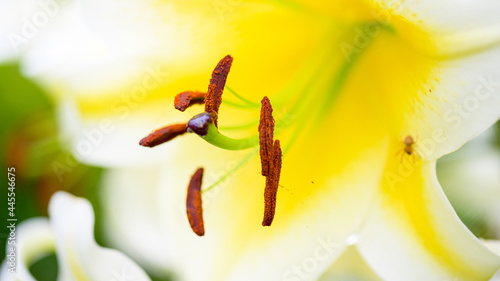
[0, 218, 55, 281]
[48, 191, 151, 281]
[358, 160, 500, 281]
[368, 0, 500, 56]
[403, 47, 500, 160]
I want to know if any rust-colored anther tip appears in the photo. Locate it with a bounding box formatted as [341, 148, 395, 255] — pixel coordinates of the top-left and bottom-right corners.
[139, 124, 188, 147]
[205, 55, 233, 124]
[262, 139, 282, 227]
[259, 96, 275, 177]
[174, 91, 206, 112]
[186, 168, 205, 236]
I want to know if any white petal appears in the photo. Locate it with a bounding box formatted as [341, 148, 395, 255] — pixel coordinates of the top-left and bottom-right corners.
[0, 218, 54, 281]
[405, 46, 500, 160]
[48, 191, 151, 281]
[357, 161, 500, 281]
[369, 0, 500, 55]
[20, 0, 155, 99]
[0, 0, 41, 62]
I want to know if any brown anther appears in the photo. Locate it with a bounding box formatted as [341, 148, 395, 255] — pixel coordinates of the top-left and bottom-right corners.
[174, 91, 206, 112]
[205, 55, 233, 125]
[186, 168, 205, 236]
[139, 124, 187, 147]
[262, 140, 282, 227]
[258, 96, 275, 177]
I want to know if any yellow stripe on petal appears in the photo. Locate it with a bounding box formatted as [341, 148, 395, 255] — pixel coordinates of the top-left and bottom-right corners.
[358, 153, 500, 281]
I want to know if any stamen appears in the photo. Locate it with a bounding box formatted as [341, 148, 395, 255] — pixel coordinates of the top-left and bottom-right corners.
[205, 55, 233, 122]
[186, 168, 205, 236]
[174, 91, 206, 112]
[258, 96, 283, 226]
[259, 96, 275, 177]
[262, 140, 282, 227]
[139, 124, 187, 147]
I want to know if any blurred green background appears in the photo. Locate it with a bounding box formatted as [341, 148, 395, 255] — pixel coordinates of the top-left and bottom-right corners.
[0, 63, 104, 280]
[0, 63, 499, 280]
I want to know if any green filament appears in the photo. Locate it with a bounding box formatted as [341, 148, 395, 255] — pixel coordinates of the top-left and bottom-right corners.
[202, 149, 257, 193]
[226, 85, 261, 107]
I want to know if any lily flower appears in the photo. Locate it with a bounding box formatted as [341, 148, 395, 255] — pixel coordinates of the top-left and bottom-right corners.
[2, 0, 500, 280]
[0, 191, 150, 281]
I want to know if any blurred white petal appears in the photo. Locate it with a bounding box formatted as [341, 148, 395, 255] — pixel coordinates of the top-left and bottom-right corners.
[0, 218, 54, 281]
[0, 192, 151, 281]
[49, 191, 151, 280]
